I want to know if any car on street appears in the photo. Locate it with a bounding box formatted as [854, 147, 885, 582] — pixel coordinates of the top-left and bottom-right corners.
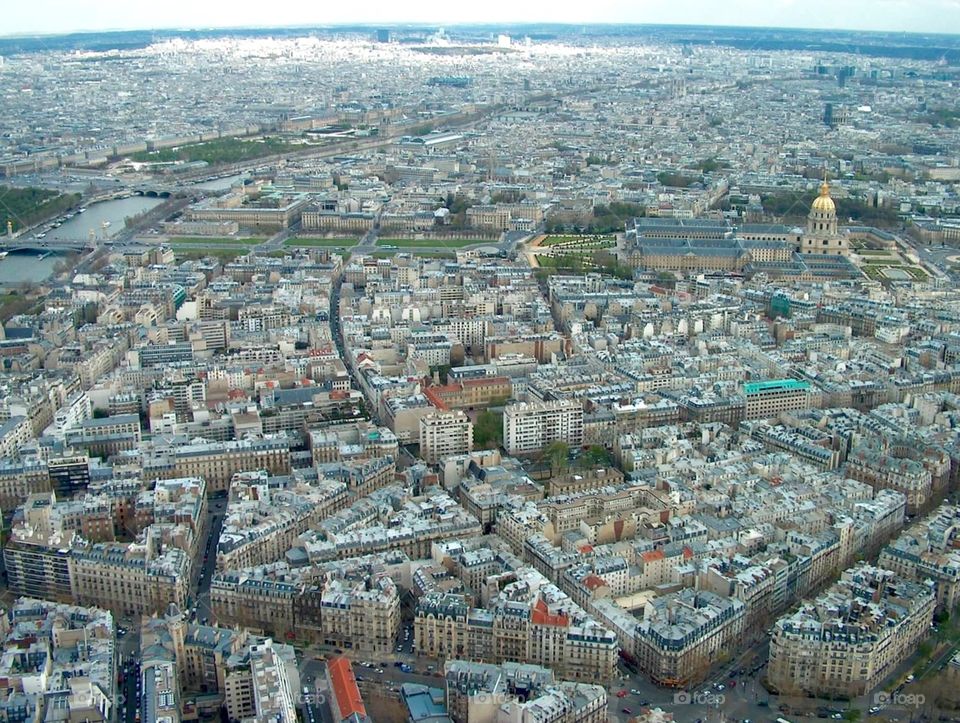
[616, 690, 627, 698]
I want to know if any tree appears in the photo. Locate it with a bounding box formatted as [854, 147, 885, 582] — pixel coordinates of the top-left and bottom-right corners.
[474, 411, 503, 450]
[544, 441, 570, 475]
[430, 364, 452, 384]
[581, 445, 613, 468]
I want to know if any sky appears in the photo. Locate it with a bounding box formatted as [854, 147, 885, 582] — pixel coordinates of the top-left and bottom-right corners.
[4, 0, 960, 37]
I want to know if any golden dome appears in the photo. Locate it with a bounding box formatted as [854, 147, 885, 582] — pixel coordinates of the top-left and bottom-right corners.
[811, 180, 836, 214]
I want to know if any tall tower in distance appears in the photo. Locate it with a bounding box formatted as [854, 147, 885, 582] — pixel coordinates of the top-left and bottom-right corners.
[799, 176, 848, 256]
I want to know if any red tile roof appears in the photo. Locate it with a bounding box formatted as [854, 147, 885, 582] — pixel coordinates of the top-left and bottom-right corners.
[530, 597, 569, 627]
[583, 574, 607, 591]
[327, 656, 367, 721]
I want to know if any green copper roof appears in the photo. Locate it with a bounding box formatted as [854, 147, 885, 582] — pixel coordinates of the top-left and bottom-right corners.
[743, 379, 810, 395]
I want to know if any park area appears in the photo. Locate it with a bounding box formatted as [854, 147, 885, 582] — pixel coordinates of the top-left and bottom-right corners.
[129, 136, 308, 165]
[539, 234, 617, 248]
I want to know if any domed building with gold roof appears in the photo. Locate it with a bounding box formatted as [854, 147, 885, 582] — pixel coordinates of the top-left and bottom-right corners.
[799, 178, 848, 257]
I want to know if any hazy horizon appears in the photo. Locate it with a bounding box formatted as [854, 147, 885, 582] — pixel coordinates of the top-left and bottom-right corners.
[4, 0, 960, 39]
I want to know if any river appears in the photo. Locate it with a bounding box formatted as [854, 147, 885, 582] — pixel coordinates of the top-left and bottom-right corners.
[45, 196, 163, 243]
[0, 195, 163, 285]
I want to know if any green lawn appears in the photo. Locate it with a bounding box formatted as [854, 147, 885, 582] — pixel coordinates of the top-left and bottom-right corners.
[856, 248, 895, 256]
[377, 237, 487, 247]
[166, 237, 261, 246]
[862, 264, 928, 281]
[284, 237, 358, 247]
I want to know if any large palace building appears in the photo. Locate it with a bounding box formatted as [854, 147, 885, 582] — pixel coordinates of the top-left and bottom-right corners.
[799, 179, 849, 257]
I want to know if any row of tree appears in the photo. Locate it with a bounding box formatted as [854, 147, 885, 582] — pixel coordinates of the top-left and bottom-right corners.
[0, 186, 81, 233]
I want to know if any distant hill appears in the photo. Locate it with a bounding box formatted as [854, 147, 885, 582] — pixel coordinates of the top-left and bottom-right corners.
[1, 24, 958, 63]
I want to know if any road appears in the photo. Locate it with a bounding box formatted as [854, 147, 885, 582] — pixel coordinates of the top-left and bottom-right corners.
[117, 625, 141, 723]
[329, 257, 382, 427]
[300, 658, 334, 723]
[179, 494, 230, 628]
[255, 225, 296, 254]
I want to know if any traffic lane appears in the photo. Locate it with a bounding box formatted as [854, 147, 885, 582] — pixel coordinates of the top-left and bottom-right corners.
[299, 659, 334, 723]
[123, 658, 140, 723]
[304, 654, 441, 691]
[612, 662, 770, 709]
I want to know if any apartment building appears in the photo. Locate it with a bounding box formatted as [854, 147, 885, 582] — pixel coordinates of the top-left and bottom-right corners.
[503, 400, 584, 456]
[415, 593, 618, 684]
[0, 416, 34, 459]
[51, 391, 93, 439]
[5, 481, 202, 618]
[223, 638, 299, 723]
[165, 436, 292, 493]
[382, 394, 438, 444]
[743, 379, 812, 420]
[633, 588, 746, 687]
[64, 413, 142, 457]
[546, 467, 624, 497]
[0, 458, 50, 513]
[316, 575, 401, 654]
[419, 411, 474, 464]
[141, 657, 181, 723]
[0, 598, 117, 723]
[212, 560, 400, 653]
[4, 493, 80, 603]
[70, 541, 191, 618]
[216, 477, 348, 570]
[767, 565, 934, 698]
[846, 440, 933, 514]
[210, 570, 300, 640]
[444, 659, 607, 723]
[878, 503, 960, 613]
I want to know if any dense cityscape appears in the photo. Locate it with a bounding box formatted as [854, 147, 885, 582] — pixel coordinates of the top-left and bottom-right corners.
[0, 17, 959, 723]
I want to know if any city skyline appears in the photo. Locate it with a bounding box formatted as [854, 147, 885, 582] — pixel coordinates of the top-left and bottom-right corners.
[4, 0, 960, 37]
[2, 4, 960, 721]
